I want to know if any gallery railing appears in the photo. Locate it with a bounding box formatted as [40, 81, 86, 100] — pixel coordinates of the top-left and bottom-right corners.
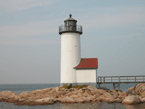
[59, 25, 82, 34]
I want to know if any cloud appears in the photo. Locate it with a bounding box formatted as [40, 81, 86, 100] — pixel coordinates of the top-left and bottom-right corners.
[0, 19, 61, 45]
[0, 0, 53, 12]
[0, 6, 145, 45]
[0, 20, 59, 38]
[78, 7, 145, 30]
[0, 39, 60, 45]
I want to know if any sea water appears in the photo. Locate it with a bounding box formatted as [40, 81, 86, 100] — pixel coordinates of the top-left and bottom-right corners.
[0, 83, 145, 109]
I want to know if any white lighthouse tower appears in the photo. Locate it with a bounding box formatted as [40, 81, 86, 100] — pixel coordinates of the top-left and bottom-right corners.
[59, 14, 83, 84]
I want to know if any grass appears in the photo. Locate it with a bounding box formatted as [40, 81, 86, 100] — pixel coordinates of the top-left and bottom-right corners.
[62, 84, 88, 89]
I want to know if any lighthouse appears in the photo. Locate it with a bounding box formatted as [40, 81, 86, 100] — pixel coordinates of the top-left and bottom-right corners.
[59, 14, 98, 86]
[59, 14, 82, 84]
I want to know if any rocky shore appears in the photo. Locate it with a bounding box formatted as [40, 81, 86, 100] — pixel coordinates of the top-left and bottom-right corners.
[0, 83, 145, 105]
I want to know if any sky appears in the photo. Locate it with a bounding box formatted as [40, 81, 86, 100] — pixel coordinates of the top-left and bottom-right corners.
[0, 0, 145, 84]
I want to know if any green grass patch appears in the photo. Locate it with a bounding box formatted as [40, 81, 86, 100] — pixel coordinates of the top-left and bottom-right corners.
[62, 84, 88, 89]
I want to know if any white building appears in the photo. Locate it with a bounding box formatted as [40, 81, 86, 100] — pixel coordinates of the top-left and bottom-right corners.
[59, 14, 98, 86]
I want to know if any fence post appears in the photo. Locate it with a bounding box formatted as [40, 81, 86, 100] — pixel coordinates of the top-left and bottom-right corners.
[135, 76, 136, 82]
[103, 77, 105, 83]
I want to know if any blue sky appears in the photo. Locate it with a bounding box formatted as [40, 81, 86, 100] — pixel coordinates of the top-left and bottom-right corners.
[0, 0, 145, 84]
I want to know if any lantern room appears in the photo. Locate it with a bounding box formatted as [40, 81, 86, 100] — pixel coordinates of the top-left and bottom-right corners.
[59, 14, 82, 35]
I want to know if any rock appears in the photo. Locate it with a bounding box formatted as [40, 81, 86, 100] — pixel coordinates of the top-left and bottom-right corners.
[126, 87, 136, 96]
[95, 96, 106, 102]
[82, 97, 91, 102]
[19, 91, 30, 98]
[83, 92, 89, 97]
[77, 93, 83, 98]
[126, 87, 134, 93]
[55, 98, 61, 102]
[122, 95, 141, 105]
[0, 97, 2, 102]
[117, 92, 126, 99]
[135, 83, 145, 94]
[108, 89, 118, 98]
[115, 89, 123, 92]
[106, 98, 114, 103]
[0, 91, 19, 100]
[97, 91, 113, 99]
[95, 89, 107, 94]
[91, 90, 98, 95]
[74, 98, 84, 103]
[35, 97, 55, 104]
[35, 98, 44, 103]
[141, 91, 145, 98]
[55, 87, 60, 92]
[43, 97, 54, 103]
[104, 92, 113, 98]
[87, 85, 97, 91]
[70, 95, 78, 98]
[113, 98, 122, 103]
[65, 96, 75, 103]
[61, 96, 75, 103]
[2, 84, 145, 105]
[140, 98, 145, 103]
[19, 98, 26, 102]
[84, 89, 91, 95]
[65, 89, 71, 91]
[77, 89, 83, 93]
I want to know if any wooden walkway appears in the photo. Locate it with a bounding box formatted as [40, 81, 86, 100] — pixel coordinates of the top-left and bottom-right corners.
[97, 75, 145, 89]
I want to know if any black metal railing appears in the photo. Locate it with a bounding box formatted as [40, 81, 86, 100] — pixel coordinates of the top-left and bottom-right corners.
[59, 25, 82, 35]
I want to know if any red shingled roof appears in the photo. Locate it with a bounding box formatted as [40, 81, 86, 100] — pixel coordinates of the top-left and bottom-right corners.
[74, 58, 98, 69]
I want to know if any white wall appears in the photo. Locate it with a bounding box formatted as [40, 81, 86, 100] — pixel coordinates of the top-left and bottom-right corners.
[76, 69, 97, 83]
[61, 33, 81, 83]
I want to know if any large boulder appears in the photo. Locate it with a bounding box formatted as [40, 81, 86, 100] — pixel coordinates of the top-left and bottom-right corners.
[19, 91, 31, 98]
[105, 98, 114, 103]
[113, 98, 122, 103]
[126, 87, 136, 96]
[122, 95, 141, 105]
[103, 92, 113, 99]
[141, 91, 145, 98]
[107, 89, 118, 98]
[0, 91, 19, 100]
[82, 96, 92, 102]
[117, 92, 126, 100]
[135, 83, 145, 94]
[140, 98, 145, 103]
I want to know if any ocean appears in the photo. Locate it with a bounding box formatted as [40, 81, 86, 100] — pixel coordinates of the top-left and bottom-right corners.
[0, 83, 145, 109]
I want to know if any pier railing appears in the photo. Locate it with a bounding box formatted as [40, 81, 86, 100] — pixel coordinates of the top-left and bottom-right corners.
[98, 76, 145, 83]
[97, 75, 145, 89]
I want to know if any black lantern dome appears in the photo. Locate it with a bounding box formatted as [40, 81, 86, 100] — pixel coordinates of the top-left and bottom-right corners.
[59, 14, 82, 35]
